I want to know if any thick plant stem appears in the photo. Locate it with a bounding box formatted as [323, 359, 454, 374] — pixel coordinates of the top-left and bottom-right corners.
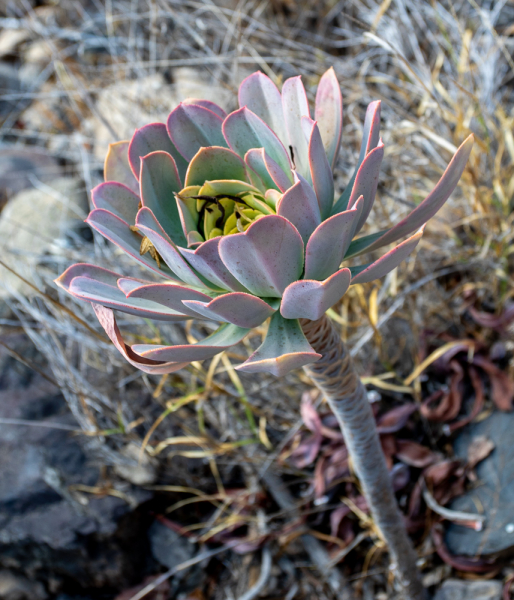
[301, 316, 426, 600]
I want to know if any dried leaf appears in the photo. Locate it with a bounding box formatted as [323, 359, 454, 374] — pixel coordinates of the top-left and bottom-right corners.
[472, 355, 514, 411]
[467, 435, 494, 469]
[376, 402, 417, 433]
[421, 360, 464, 422]
[469, 303, 514, 331]
[396, 439, 440, 468]
[431, 525, 498, 573]
[449, 366, 484, 432]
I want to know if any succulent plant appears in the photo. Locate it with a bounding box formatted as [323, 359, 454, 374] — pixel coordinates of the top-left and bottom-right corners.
[56, 68, 472, 378]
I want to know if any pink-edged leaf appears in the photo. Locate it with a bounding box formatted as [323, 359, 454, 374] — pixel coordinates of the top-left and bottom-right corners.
[353, 134, 474, 255]
[218, 214, 304, 298]
[182, 98, 227, 119]
[55, 263, 144, 292]
[332, 100, 381, 215]
[304, 196, 363, 280]
[91, 181, 140, 224]
[135, 207, 212, 289]
[244, 148, 292, 193]
[93, 304, 189, 374]
[302, 116, 334, 219]
[132, 322, 249, 362]
[264, 189, 281, 210]
[179, 237, 249, 293]
[104, 141, 139, 194]
[183, 293, 277, 328]
[276, 173, 321, 244]
[119, 280, 212, 318]
[70, 276, 192, 321]
[128, 122, 188, 182]
[140, 151, 187, 247]
[222, 106, 292, 178]
[348, 140, 384, 233]
[280, 268, 351, 320]
[237, 312, 320, 376]
[244, 148, 279, 191]
[86, 208, 178, 280]
[314, 67, 343, 169]
[350, 227, 424, 284]
[238, 71, 288, 145]
[166, 103, 226, 161]
[359, 101, 382, 162]
[281, 76, 311, 180]
[185, 146, 248, 187]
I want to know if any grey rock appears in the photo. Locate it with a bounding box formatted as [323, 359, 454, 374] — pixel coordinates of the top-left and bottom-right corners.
[0, 147, 61, 198]
[445, 411, 514, 558]
[86, 69, 231, 160]
[433, 578, 502, 600]
[148, 520, 195, 570]
[0, 340, 153, 590]
[0, 570, 47, 600]
[0, 176, 87, 297]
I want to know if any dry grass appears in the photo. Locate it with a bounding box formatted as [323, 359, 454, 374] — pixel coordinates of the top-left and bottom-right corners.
[1, 0, 514, 598]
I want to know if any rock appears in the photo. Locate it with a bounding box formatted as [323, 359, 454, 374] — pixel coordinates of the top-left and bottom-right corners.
[86, 69, 231, 160]
[445, 411, 514, 558]
[433, 578, 502, 600]
[0, 570, 47, 600]
[0, 338, 153, 592]
[173, 67, 231, 108]
[113, 443, 158, 486]
[0, 147, 61, 198]
[148, 520, 195, 570]
[0, 29, 30, 57]
[0, 177, 87, 297]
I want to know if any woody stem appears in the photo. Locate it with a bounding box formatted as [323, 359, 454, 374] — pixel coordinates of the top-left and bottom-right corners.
[301, 315, 426, 600]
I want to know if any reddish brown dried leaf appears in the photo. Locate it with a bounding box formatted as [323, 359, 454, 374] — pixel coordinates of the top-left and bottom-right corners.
[472, 355, 514, 411]
[421, 361, 464, 422]
[449, 366, 485, 432]
[469, 303, 514, 331]
[467, 435, 495, 469]
[395, 439, 440, 468]
[376, 402, 418, 433]
[431, 525, 498, 573]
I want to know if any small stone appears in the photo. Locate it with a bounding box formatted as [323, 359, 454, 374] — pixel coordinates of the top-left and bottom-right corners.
[0, 147, 61, 197]
[148, 520, 195, 570]
[0, 570, 47, 600]
[0, 177, 87, 297]
[113, 443, 157, 486]
[434, 578, 502, 600]
[0, 29, 30, 57]
[173, 67, 231, 109]
[422, 564, 451, 588]
[445, 411, 514, 558]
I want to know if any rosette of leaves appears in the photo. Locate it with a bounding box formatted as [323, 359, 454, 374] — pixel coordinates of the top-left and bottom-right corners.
[57, 68, 472, 377]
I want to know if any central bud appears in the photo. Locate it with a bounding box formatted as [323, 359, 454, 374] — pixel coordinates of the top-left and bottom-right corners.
[176, 179, 278, 246]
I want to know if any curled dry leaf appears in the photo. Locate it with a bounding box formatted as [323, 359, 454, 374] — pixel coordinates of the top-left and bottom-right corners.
[472, 355, 514, 411]
[469, 303, 514, 331]
[467, 435, 495, 469]
[376, 402, 418, 433]
[431, 525, 498, 573]
[395, 439, 440, 468]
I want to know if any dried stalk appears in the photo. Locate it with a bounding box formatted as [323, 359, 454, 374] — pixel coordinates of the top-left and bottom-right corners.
[301, 315, 426, 600]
